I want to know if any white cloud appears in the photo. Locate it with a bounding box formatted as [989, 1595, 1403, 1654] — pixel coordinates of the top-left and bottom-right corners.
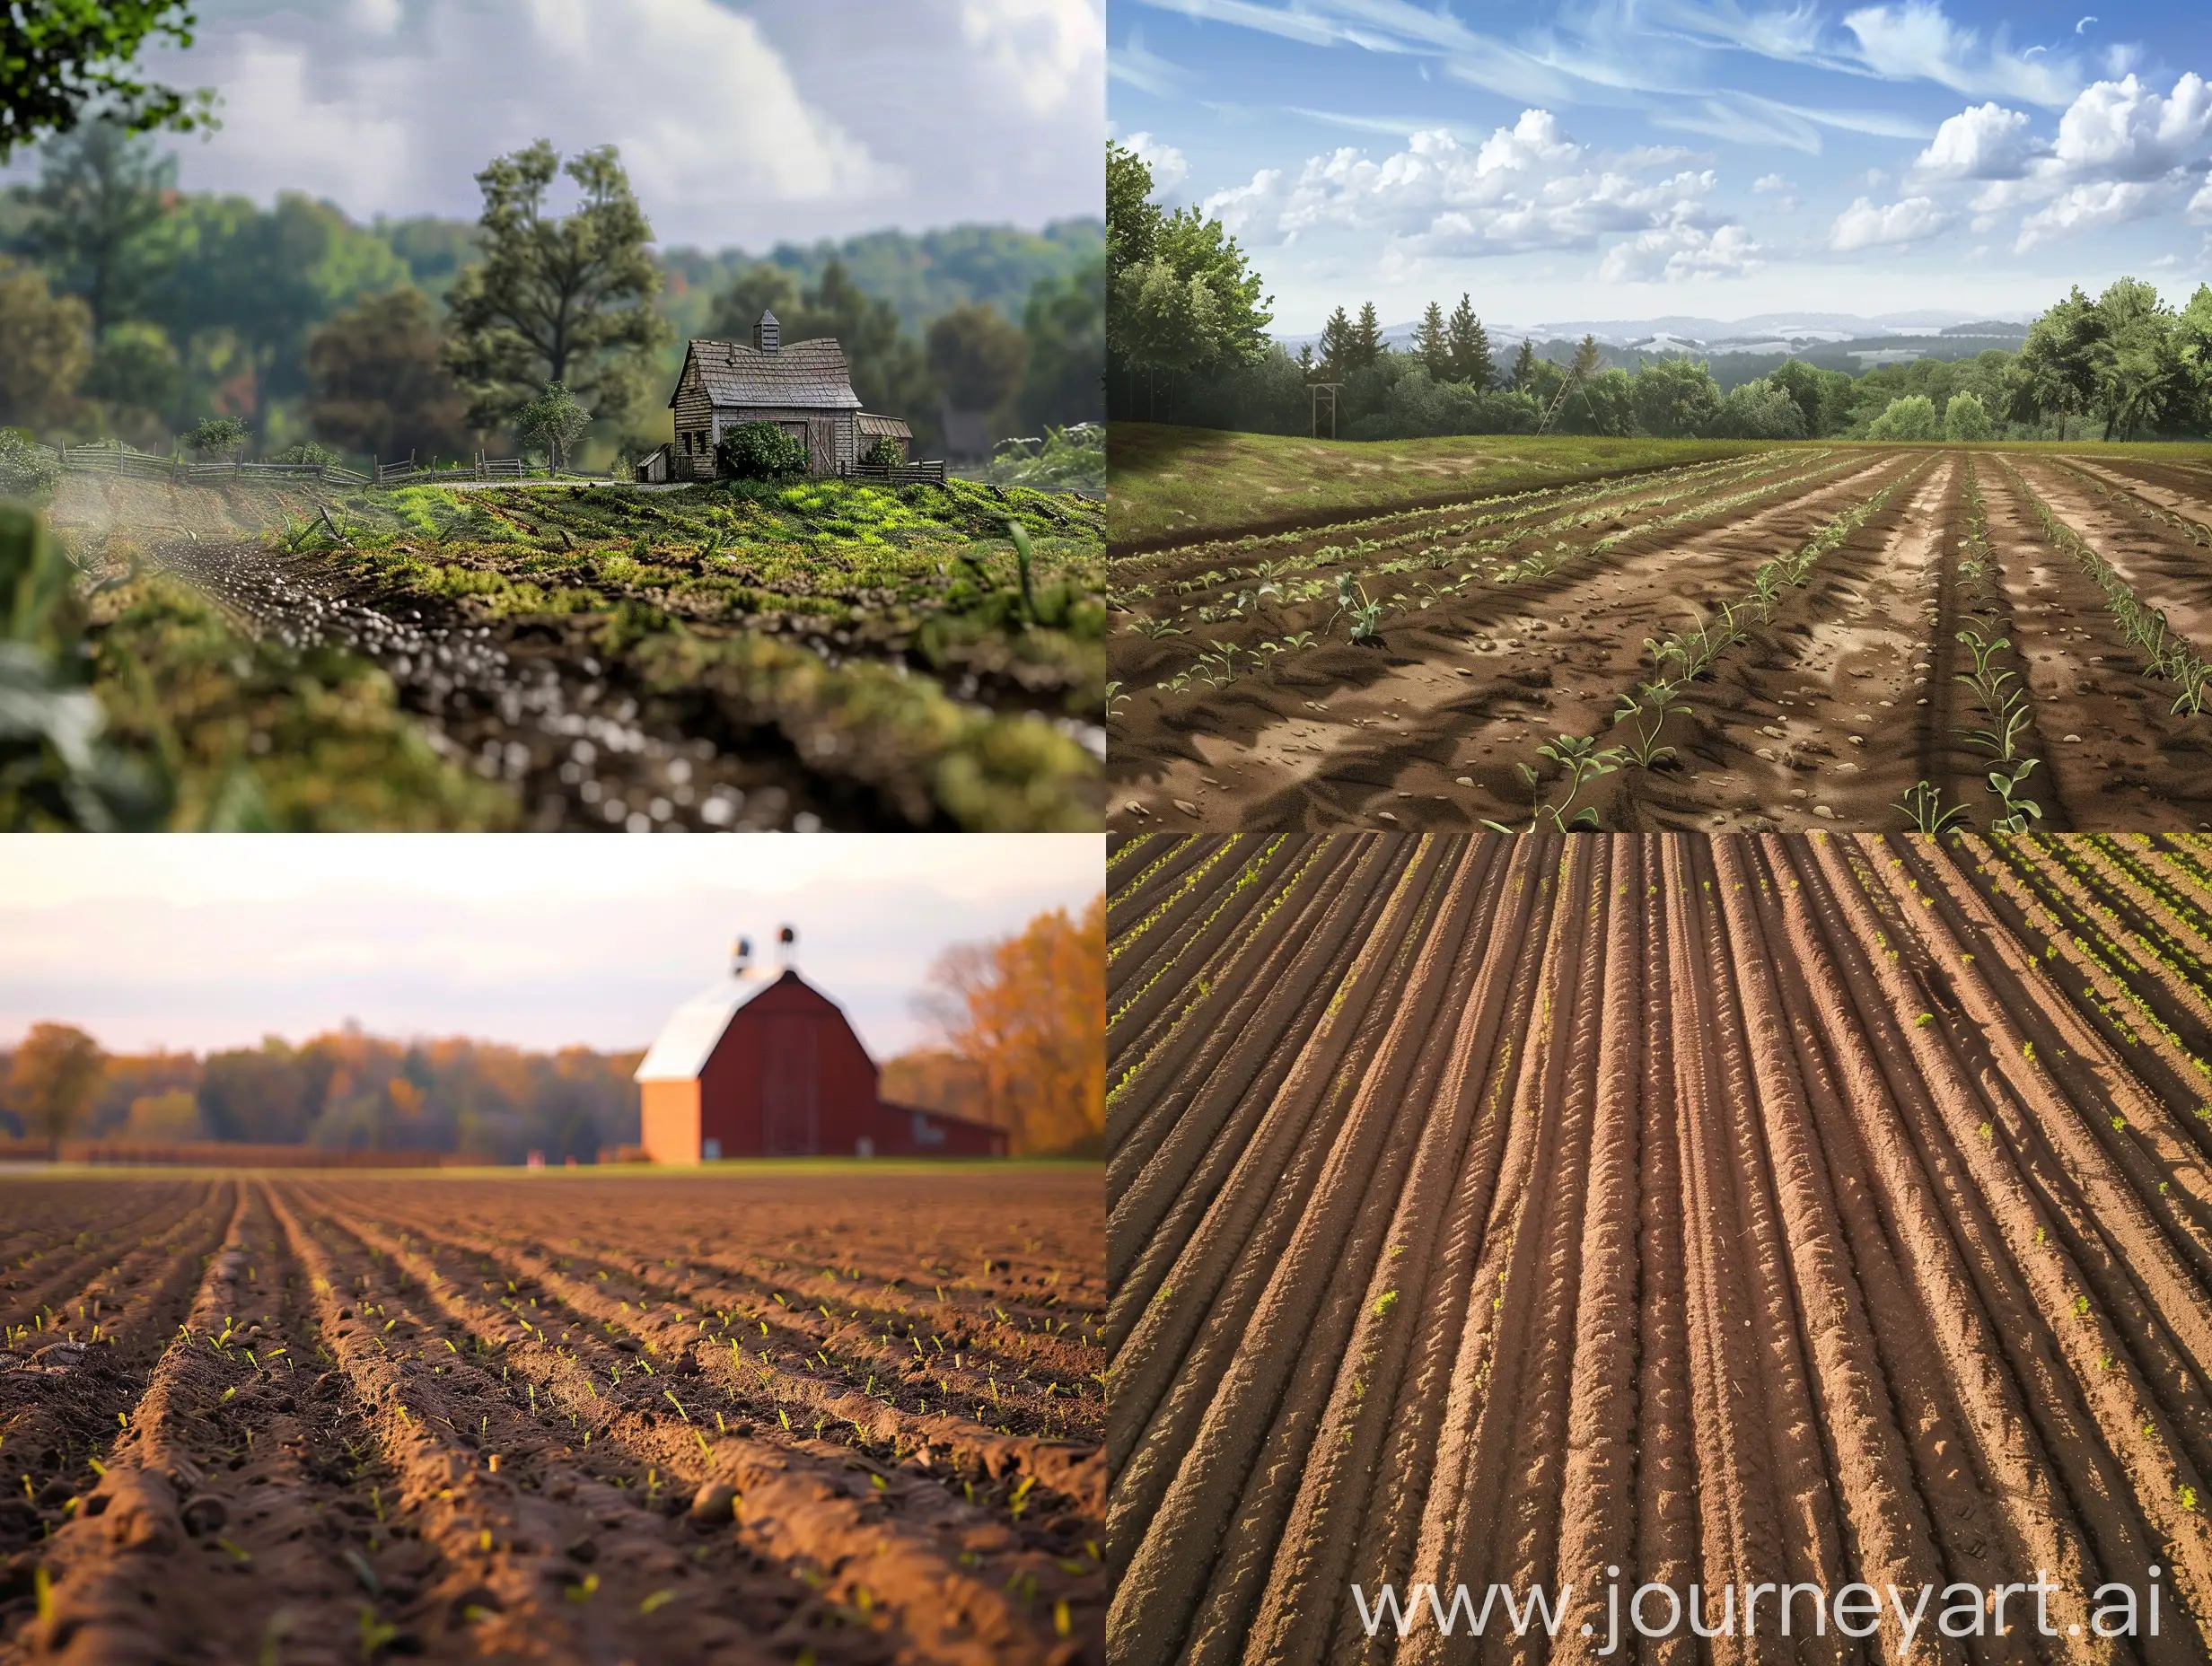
[1842, 2, 2081, 106]
[1830, 194, 1953, 249]
[1597, 219, 1762, 281]
[1110, 26, 1191, 96]
[1911, 101, 2037, 180]
[2015, 178, 2175, 248]
[1201, 110, 1727, 266]
[1121, 130, 1189, 192]
[1913, 75, 2212, 250]
[2193, 173, 2212, 221]
[958, 0, 1103, 118]
[119, 0, 1100, 245]
[1751, 172, 1792, 192]
[2048, 71, 2212, 179]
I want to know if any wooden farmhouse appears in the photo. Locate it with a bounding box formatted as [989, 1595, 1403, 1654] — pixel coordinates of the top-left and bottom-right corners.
[633, 940, 1006, 1161]
[653, 311, 909, 481]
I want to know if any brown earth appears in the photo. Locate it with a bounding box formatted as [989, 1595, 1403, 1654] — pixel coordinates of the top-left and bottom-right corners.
[1105, 831, 2212, 1663]
[1109, 450, 2212, 835]
[0, 1170, 1103, 1664]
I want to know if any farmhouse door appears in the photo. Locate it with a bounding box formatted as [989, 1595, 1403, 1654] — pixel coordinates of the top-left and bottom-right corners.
[804, 419, 835, 476]
[759, 1014, 819, 1154]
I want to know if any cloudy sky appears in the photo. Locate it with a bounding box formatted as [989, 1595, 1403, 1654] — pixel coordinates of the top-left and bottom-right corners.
[0, 835, 1101, 1060]
[12, 0, 1103, 249]
[1110, 0, 2212, 330]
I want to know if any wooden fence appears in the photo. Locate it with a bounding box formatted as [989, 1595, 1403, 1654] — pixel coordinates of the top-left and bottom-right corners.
[844, 460, 948, 487]
[0, 1138, 474, 1167]
[55, 442, 369, 487]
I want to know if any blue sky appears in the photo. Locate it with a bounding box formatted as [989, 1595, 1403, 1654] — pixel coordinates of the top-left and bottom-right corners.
[0, 835, 1101, 1059]
[4, 1, 1103, 247]
[1109, 0, 2212, 331]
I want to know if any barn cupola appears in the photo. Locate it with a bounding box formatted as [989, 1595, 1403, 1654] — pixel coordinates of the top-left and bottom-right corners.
[753, 310, 780, 355]
[777, 924, 797, 969]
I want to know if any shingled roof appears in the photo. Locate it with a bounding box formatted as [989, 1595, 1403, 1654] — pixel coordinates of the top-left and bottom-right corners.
[672, 337, 862, 411]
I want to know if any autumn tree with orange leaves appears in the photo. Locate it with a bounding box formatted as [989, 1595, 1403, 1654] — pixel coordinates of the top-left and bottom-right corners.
[4, 1022, 106, 1159]
[899, 896, 1104, 1156]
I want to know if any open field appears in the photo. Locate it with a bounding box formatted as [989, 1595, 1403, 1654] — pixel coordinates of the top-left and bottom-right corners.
[1109, 425, 1765, 550]
[0, 1169, 1103, 1663]
[1109, 445, 2212, 835]
[49, 470, 1104, 830]
[1106, 830, 2212, 1662]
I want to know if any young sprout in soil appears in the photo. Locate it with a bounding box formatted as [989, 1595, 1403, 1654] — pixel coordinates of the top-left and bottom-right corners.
[1895, 780, 1969, 837]
[1987, 759, 2043, 835]
[1613, 681, 1689, 768]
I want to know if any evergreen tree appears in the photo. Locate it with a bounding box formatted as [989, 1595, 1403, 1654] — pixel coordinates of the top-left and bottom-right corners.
[1354, 301, 1382, 370]
[1511, 338, 1538, 390]
[1318, 306, 1355, 380]
[1445, 294, 1492, 389]
[1296, 342, 1315, 378]
[1414, 300, 1449, 379]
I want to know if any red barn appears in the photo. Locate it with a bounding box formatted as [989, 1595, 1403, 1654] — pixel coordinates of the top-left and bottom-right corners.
[633, 953, 1005, 1162]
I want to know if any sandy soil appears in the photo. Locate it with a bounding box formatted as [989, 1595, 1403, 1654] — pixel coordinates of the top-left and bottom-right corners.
[0, 1171, 1102, 1664]
[1110, 450, 2212, 834]
[1106, 831, 2212, 1663]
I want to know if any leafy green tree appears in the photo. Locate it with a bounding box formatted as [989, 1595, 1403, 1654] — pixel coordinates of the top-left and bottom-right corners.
[443, 141, 672, 436]
[1014, 255, 1103, 430]
[1414, 301, 1449, 380]
[183, 414, 243, 456]
[1769, 357, 1854, 436]
[2089, 276, 2184, 440]
[2006, 285, 2102, 436]
[81, 320, 181, 425]
[1629, 357, 1722, 437]
[1556, 366, 1636, 436]
[306, 286, 473, 462]
[1943, 390, 1995, 441]
[1105, 139, 1163, 278]
[21, 117, 174, 332]
[1104, 141, 1271, 419]
[1445, 294, 1493, 389]
[1714, 377, 1806, 439]
[144, 192, 412, 433]
[927, 302, 1030, 414]
[514, 381, 590, 472]
[0, 1, 216, 157]
[1867, 393, 1940, 440]
[0, 259, 91, 431]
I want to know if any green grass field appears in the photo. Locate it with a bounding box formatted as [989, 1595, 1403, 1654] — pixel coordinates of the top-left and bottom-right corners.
[34, 471, 1104, 829]
[1109, 424, 2212, 549]
[1109, 424, 1772, 548]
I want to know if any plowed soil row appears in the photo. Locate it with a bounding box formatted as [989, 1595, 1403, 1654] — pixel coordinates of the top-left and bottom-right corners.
[1106, 831, 2212, 1664]
[0, 1171, 1103, 1664]
[1110, 450, 2212, 834]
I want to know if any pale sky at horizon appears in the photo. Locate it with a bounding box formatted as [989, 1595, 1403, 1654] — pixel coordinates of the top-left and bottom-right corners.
[1111, 0, 2212, 332]
[0, 835, 1102, 1061]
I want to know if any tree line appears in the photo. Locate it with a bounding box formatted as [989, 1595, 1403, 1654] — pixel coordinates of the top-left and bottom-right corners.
[1105, 139, 2212, 445]
[0, 120, 1105, 470]
[2, 897, 1106, 1162]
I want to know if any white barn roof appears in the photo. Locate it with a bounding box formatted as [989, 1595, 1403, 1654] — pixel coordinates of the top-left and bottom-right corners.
[634, 971, 782, 1083]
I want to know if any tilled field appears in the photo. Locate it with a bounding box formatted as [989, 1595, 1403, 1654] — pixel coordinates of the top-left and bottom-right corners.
[1105, 831, 2212, 1662]
[1109, 449, 2212, 835]
[0, 1171, 1103, 1663]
